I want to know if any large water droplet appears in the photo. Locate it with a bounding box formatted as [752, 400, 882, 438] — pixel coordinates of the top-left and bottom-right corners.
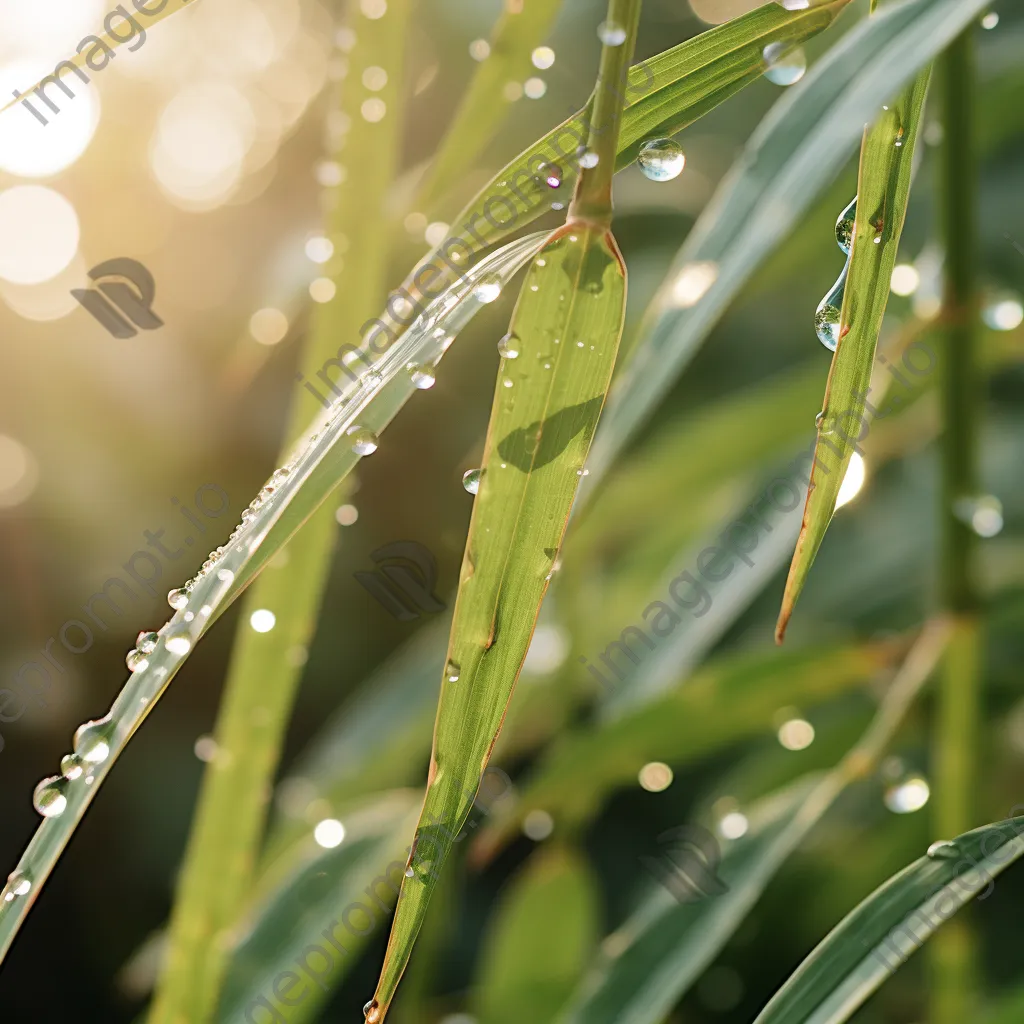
[462, 468, 483, 494]
[3, 871, 31, 903]
[136, 631, 159, 654]
[597, 20, 627, 45]
[167, 588, 189, 610]
[927, 840, 959, 860]
[60, 753, 85, 780]
[408, 364, 436, 389]
[74, 717, 114, 764]
[763, 42, 807, 85]
[498, 332, 520, 359]
[814, 271, 846, 352]
[363, 1000, 382, 1023]
[637, 138, 685, 181]
[445, 659, 461, 682]
[347, 427, 379, 456]
[33, 776, 68, 818]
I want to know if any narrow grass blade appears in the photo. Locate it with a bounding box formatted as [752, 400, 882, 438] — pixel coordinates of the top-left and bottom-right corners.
[147, 5, 415, 1021]
[753, 816, 1024, 1024]
[472, 847, 600, 1024]
[367, 220, 628, 1021]
[473, 640, 899, 855]
[582, 0, 991, 495]
[0, 0, 198, 118]
[217, 791, 422, 1024]
[0, 231, 545, 967]
[556, 620, 950, 1024]
[415, 0, 566, 213]
[775, 67, 932, 642]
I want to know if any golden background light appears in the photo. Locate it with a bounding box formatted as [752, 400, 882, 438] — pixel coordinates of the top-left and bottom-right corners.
[0, 185, 80, 284]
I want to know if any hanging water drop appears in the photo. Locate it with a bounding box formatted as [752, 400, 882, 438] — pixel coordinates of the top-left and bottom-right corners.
[597, 20, 627, 45]
[126, 648, 149, 673]
[347, 427, 379, 456]
[462, 468, 483, 495]
[926, 840, 959, 860]
[473, 275, 502, 304]
[497, 332, 520, 359]
[408, 364, 436, 389]
[33, 776, 68, 818]
[363, 1000, 382, 1024]
[167, 588, 189, 610]
[637, 139, 685, 181]
[814, 273, 846, 352]
[445, 659, 461, 682]
[74, 717, 114, 764]
[60, 753, 85, 780]
[762, 42, 807, 86]
[835, 196, 857, 255]
[136, 631, 159, 654]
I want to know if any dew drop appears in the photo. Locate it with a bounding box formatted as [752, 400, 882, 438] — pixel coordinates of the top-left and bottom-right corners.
[125, 649, 149, 673]
[347, 427, 379, 456]
[814, 302, 842, 352]
[272, 467, 291, 484]
[462, 468, 482, 495]
[74, 717, 114, 764]
[167, 588, 189, 610]
[33, 776, 68, 818]
[136, 631, 159, 654]
[473, 274, 502, 304]
[363, 1000, 382, 1024]
[927, 840, 959, 860]
[814, 411, 824, 428]
[762, 42, 807, 86]
[497, 332, 520, 359]
[597, 20, 627, 45]
[405, 866, 414, 877]
[578, 148, 599, 169]
[637, 138, 685, 181]
[835, 196, 857, 255]
[445, 659, 461, 682]
[60, 753, 85, 780]
[165, 633, 192, 656]
[3, 871, 31, 903]
[408, 364, 436, 389]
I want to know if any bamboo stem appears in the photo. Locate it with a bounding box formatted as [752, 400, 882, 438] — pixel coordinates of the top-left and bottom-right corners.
[568, 0, 642, 225]
[931, 28, 981, 1024]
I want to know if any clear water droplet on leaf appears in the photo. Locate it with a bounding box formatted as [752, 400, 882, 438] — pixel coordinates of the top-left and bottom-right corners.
[167, 588, 189, 610]
[497, 333, 520, 359]
[473, 274, 502, 304]
[60, 753, 85, 780]
[33, 776, 68, 818]
[445, 660, 461, 682]
[74, 717, 114, 764]
[637, 138, 685, 181]
[597, 20, 627, 45]
[927, 840, 959, 860]
[408, 364, 436, 389]
[136, 631, 159, 654]
[462, 468, 482, 494]
[763, 42, 807, 86]
[348, 427, 379, 456]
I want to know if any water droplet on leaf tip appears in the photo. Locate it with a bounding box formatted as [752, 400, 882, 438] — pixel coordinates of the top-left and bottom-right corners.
[462, 468, 482, 494]
[637, 138, 685, 181]
[347, 426, 379, 456]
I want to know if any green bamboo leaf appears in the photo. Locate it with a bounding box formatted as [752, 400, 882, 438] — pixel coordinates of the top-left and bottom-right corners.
[473, 847, 600, 1024]
[582, 0, 991, 495]
[416, 0, 566, 214]
[367, 219, 628, 1021]
[473, 640, 899, 856]
[775, 67, 932, 642]
[147, 5, 416, 1020]
[752, 816, 1024, 1024]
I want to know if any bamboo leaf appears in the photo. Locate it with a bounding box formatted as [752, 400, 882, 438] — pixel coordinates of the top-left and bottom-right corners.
[582, 0, 992, 496]
[776, 67, 932, 642]
[367, 218, 628, 1020]
[752, 816, 1024, 1024]
[473, 847, 600, 1024]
